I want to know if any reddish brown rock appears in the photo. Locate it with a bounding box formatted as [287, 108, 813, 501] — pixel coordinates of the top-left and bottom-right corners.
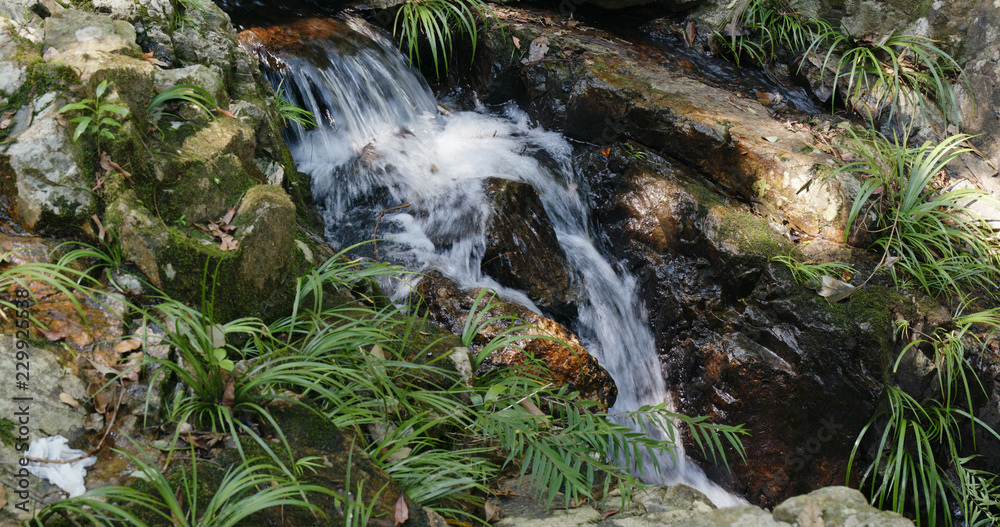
[415, 272, 617, 410]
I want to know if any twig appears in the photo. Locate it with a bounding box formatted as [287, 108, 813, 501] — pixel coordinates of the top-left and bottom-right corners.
[372, 204, 410, 261]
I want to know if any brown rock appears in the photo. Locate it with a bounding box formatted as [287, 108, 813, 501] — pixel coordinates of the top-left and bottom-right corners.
[482, 178, 579, 319]
[416, 272, 617, 410]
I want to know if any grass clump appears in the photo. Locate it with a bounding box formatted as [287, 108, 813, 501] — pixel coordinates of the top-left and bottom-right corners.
[715, 0, 966, 127]
[12, 242, 747, 524]
[393, 0, 496, 77]
[849, 304, 1000, 527]
[834, 130, 999, 296]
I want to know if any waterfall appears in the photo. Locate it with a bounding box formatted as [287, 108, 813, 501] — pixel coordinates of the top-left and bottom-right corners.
[246, 17, 743, 507]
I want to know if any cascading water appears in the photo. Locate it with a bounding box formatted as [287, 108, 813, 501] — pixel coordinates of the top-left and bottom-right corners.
[245, 17, 743, 507]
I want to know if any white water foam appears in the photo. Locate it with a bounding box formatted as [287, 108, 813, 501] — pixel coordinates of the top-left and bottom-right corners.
[264, 18, 744, 507]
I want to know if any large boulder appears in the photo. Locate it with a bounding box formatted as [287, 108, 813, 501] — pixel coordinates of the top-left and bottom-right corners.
[576, 146, 898, 506]
[2, 92, 93, 231]
[483, 178, 580, 321]
[479, 10, 855, 244]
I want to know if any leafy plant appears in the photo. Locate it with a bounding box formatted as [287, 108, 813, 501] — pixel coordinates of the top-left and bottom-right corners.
[771, 253, 854, 288]
[716, 0, 831, 66]
[59, 79, 130, 154]
[625, 142, 650, 161]
[273, 79, 316, 129]
[34, 439, 332, 526]
[148, 84, 219, 126]
[849, 305, 1000, 526]
[393, 0, 496, 76]
[715, 0, 967, 126]
[802, 31, 966, 126]
[834, 130, 1000, 296]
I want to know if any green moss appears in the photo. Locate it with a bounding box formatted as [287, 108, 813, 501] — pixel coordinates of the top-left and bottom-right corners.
[715, 207, 789, 258]
[0, 418, 15, 447]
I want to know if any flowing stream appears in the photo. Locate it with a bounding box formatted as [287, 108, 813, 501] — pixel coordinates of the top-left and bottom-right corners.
[249, 17, 742, 507]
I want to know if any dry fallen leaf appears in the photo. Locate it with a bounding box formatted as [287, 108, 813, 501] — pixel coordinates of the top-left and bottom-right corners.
[817, 275, 857, 303]
[100, 151, 134, 183]
[394, 494, 408, 527]
[214, 108, 236, 118]
[512, 36, 521, 49]
[142, 51, 169, 67]
[117, 352, 142, 383]
[92, 214, 107, 242]
[601, 510, 620, 519]
[684, 20, 696, 47]
[0, 483, 6, 510]
[219, 205, 237, 225]
[59, 392, 80, 408]
[601, 146, 611, 157]
[88, 357, 121, 379]
[218, 234, 238, 251]
[93, 389, 112, 414]
[0, 117, 10, 130]
[221, 376, 236, 408]
[37, 327, 68, 341]
[484, 501, 502, 523]
[114, 337, 142, 354]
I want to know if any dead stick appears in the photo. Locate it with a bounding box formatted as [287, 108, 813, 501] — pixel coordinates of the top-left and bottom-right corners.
[373, 204, 410, 261]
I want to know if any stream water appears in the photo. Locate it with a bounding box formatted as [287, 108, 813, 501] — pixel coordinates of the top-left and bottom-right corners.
[247, 17, 743, 507]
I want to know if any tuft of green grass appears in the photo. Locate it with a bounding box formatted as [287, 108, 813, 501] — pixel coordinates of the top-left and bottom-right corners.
[771, 253, 854, 289]
[849, 304, 1000, 526]
[273, 79, 317, 129]
[834, 130, 1000, 296]
[393, 0, 496, 77]
[34, 437, 332, 527]
[716, 0, 967, 127]
[148, 84, 219, 126]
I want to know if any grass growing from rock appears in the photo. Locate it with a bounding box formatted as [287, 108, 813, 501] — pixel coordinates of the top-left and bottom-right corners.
[850, 305, 1000, 527]
[715, 0, 967, 127]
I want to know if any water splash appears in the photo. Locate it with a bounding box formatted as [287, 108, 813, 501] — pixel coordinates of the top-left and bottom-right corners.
[245, 17, 743, 507]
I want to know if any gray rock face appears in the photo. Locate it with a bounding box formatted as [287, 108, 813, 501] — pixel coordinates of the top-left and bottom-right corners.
[0, 335, 88, 468]
[3, 92, 93, 230]
[153, 64, 227, 108]
[171, 4, 239, 81]
[773, 487, 914, 527]
[0, 24, 26, 94]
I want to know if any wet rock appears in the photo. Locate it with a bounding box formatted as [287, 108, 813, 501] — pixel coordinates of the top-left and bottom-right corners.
[482, 10, 856, 243]
[483, 178, 579, 320]
[416, 271, 617, 410]
[0, 336, 89, 465]
[2, 92, 93, 231]
[577, 149, 895, 505]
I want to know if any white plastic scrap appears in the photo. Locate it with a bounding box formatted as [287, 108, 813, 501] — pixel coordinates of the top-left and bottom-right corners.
[25, 436, 97, 497]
